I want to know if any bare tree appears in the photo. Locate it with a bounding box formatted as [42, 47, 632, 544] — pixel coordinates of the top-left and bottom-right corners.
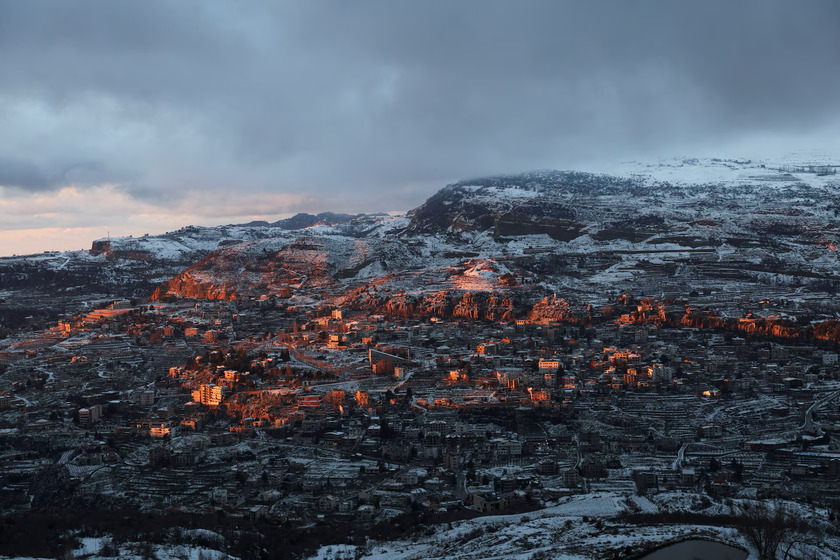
[738, 502, 811, 560]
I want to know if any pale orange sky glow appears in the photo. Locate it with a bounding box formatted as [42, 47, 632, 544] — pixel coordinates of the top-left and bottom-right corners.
[0, 226, 137, 256]
[0, 184, 317, 256]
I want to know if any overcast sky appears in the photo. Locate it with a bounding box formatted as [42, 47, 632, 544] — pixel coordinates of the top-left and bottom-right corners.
[2, 0, 840, 255]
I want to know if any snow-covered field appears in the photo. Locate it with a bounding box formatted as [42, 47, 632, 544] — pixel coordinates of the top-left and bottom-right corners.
[307, 492, 840, 560]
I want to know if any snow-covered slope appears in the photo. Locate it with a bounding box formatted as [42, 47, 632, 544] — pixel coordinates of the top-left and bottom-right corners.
[7, 156, 840, 316]
[146, 157, 840, 315]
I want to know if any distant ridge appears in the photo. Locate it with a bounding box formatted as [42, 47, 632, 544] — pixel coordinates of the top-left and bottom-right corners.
[238, 212, 368, 230]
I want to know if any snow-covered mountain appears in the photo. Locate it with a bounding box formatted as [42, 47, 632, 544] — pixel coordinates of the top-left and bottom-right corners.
[5, 156, 840, 326]
[139, 158, 840, 322]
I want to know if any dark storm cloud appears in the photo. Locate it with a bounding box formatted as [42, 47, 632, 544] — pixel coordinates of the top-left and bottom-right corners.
[0, 153, 121, 193]
[1, 0, 839, 209]
[0, 157, 51, 191]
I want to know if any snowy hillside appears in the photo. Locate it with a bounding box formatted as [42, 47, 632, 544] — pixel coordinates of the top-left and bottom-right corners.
[6, 155, 840, 320]
[140, 156, 840, 320]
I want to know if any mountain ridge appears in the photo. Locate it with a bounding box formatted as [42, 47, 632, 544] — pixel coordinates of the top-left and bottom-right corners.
[4, 156, 840, 335]
[142, 158, 840, 319]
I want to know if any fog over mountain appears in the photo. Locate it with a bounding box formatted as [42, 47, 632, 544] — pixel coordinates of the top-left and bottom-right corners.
[1, 0, 840, 254]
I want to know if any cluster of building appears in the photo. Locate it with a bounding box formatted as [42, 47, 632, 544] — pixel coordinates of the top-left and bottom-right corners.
[2, 288, 840, 525]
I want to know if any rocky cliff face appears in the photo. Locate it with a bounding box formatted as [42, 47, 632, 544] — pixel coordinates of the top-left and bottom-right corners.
[150, 241, 305, 301]
[451, 291, 514, 321]
[340, 287, 518, 322]
[527, 295, 577, 322]
[89, 239, 112, 256]
[150, 232, 418, 302]
[151, 271, 236, 301]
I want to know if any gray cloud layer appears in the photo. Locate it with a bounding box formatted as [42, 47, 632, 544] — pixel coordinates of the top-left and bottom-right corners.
[1, 0, 839, 212]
